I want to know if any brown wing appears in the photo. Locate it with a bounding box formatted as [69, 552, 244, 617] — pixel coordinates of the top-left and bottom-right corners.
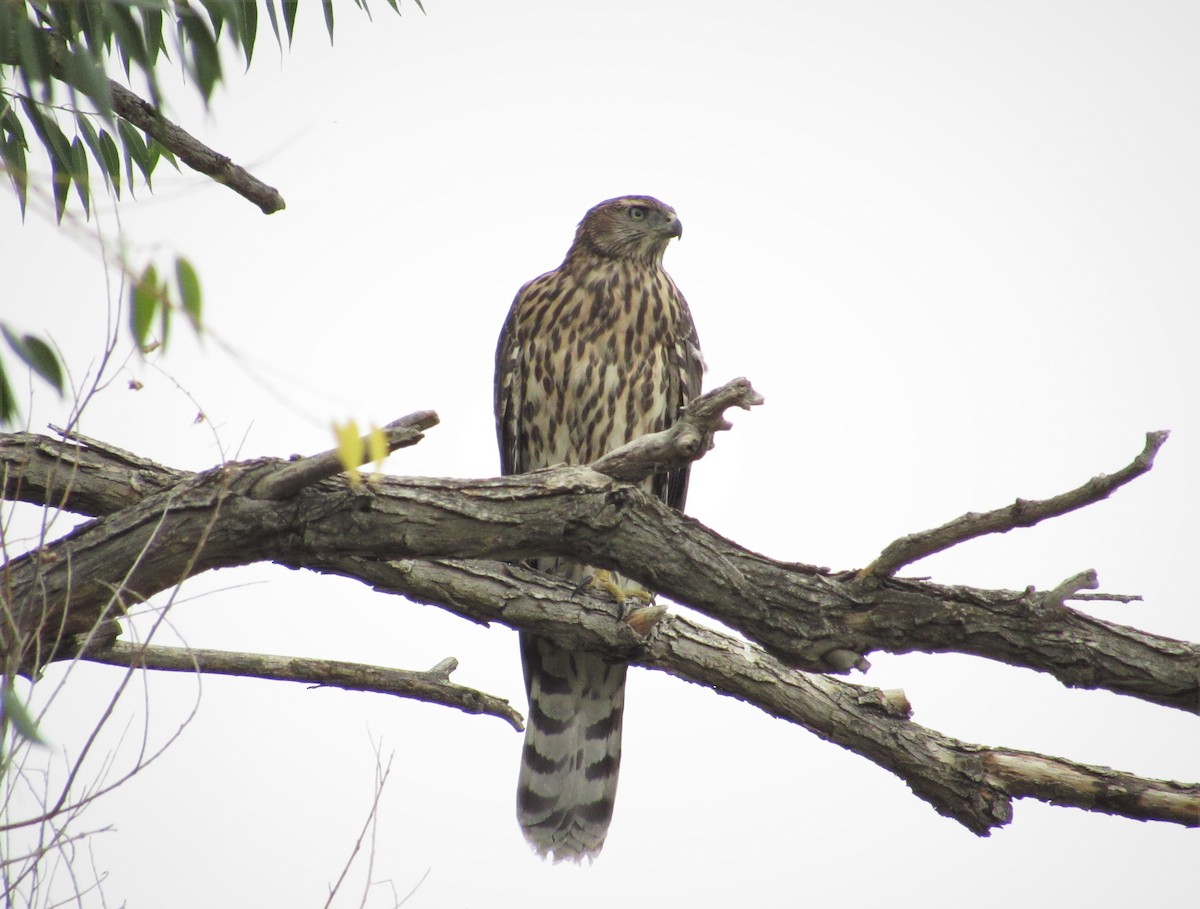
[494, 273, 549, 479]
[656, 274, 705, 513]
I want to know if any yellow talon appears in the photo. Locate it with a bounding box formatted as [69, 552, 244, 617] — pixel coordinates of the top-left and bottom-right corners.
[590, 570, 655, 605]
[590, 569, 626, 603]
[589, 570, 662, 634]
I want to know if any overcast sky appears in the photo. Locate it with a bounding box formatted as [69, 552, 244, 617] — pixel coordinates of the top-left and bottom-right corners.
[4, 2, 1198, 906]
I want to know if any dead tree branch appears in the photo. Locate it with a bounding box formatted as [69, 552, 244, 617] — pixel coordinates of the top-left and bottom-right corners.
[591, 377, 763, 482]
[77, 640, 522, 730]
[250, 411, 439, 500]
[0, 389, 1193, 714]
[334, 556, 1199, 832]
[862, 431, 1170, 578]
[1, 379, 1197, 834]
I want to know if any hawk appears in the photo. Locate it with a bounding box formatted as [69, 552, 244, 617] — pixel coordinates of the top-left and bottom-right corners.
[494, 195, 703, 861]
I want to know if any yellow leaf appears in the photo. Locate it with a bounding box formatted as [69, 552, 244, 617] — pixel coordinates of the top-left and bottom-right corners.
[367, 423, 388, 475]
[333, 420, 365, 489]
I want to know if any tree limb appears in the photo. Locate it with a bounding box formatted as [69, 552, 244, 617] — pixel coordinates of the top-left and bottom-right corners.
[1, 402, 1194, 713]
[0, 36, 287, 214]
[2, 401, 1196, 833]
[304, 555, 1200, 832]
[862, 431, 1170, 578]
[591, 377, 763, 482]
[77, 640, 523, 730]
[249, 411, 439, 500]
[106, 81, 286, 214]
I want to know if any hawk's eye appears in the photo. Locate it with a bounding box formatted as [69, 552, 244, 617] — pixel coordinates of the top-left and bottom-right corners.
[628, 206, 647, 221]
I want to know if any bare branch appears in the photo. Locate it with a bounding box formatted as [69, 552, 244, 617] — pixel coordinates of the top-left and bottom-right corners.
[1042, 569, 1099, 607]
[983, 749, 1200, 827]
[862, 430, 1171, 578]
[1, 421, 1194, 713]
[107, 82, 285, 214]
[77, 640, 523, 731]
[2, 414, 1196, 832]
[326, 555, 1200, 833]
[591, 378, 763, 482]
[0, 430, 186, 516]
[250, 411, 440, 500]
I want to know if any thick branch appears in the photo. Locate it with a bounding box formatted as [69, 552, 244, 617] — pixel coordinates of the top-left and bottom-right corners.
[307, 555, 1200, 832]
[863, 431, 1170, 577]
[0, 430, 187, 516]
[77, 640, 522, 730]
[2, 422, 1196, 832]
[1, 422, 1195, 713]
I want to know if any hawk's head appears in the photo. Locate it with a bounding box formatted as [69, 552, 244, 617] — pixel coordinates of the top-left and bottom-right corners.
[570, 195, 682, 264]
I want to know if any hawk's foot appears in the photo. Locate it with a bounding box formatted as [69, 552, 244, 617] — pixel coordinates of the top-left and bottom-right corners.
[589, 569, 653, 606]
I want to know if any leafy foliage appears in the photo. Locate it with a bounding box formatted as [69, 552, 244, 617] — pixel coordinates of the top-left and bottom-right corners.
[0, 0, 418, 426]
[0, 1, 416, 222]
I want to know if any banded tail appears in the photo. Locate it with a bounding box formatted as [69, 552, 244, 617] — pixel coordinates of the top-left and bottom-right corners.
[516, 633, 626, 862]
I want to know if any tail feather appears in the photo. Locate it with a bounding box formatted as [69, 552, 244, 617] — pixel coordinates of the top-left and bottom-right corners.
[517, 633, 626, 862]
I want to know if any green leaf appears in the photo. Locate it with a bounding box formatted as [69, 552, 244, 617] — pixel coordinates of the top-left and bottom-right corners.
[159, 283, 171, 351]
[150, 138, 179, 172]
[0, 358, 17, 426]
[1, 326, 65, 396]
[2, 680, 47, 747]
[50, 159, 71, 222]
[98, 128, 122, 198]
[322, 0, 334, 42]
[70, 137, 91, 217]
[200, 0, 229, 40]
[0, 103, 30, 217]
[21, 96, 78, 218]
[78, 113, 113, 193]
[179, 10, 222, 103]
[130, 264, 159, 350]
[237, 0, 258, 67]
[140, 5, 166, 69]
[20, 95, 74, 166]
[264, 0, 284, 50]
[58, 43, 114, 119]
[12, 8, 52, 99]
[283, 0, 299, 44]
[175, 257, 203, 330]
[117, 119, 151, 190]
[106, 3, 150, 79]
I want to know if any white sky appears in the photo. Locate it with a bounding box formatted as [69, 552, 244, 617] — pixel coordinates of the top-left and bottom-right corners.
[3, 1, 1198, 906]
